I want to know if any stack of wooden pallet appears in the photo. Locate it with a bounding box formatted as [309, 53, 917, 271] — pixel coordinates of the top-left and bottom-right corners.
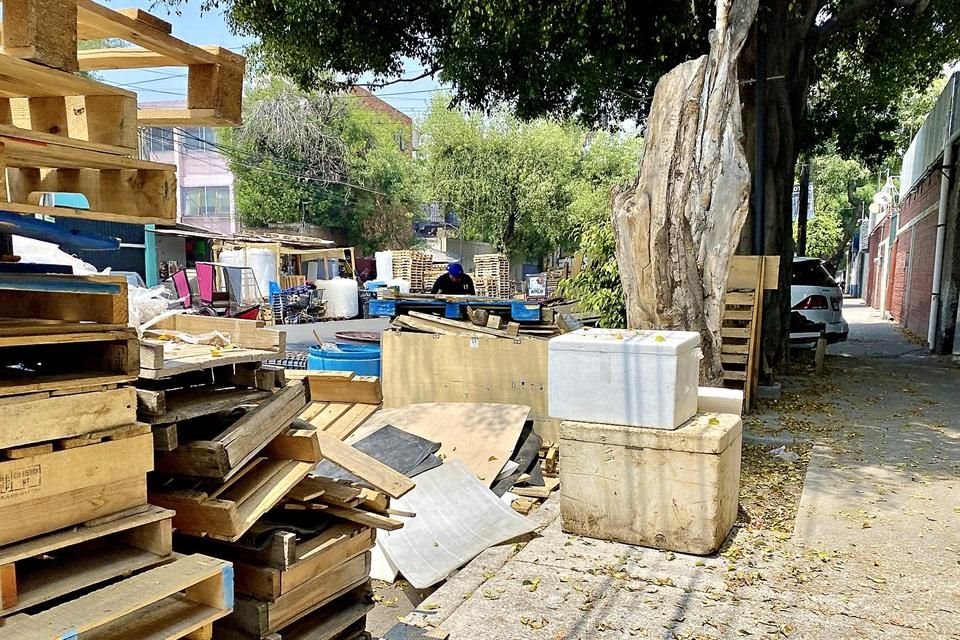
[391, 251, 431, 292]
[0, 274, 233, 639]
[0, 0, 245, 227]
[473, 254, 512, 298]
[147, 368, 413, 640]
[545, 267, 567, 297]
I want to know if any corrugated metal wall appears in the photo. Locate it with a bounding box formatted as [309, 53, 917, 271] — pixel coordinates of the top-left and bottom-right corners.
[901, 73, 960, 192]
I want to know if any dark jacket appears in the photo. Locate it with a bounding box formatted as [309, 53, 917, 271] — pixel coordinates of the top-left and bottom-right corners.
[431, 273, 476, 295]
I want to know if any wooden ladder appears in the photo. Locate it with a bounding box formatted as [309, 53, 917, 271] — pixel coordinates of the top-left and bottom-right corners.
[721, 256, 778, 412]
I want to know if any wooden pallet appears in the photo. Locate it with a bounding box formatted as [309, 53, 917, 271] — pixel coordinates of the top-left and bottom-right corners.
[0, 505, 174, 615]
[0, 328, 138, 397]
[152, 381, 307, 480]
[1, 553, 233, 640]
[214, 584, 373, 640]
[0, 273, 129, 326]
[473, 254, 512, 297]
[0, 386, 136, 450]
[0, 126, 177, 223]
[223, 553, 370, 638]
[150, 420, 322, 543]
[140, 316, 285, 380]
[0, 429, 153, 546]
[720, 256, 780, 411]
[1, 0, 245, 127]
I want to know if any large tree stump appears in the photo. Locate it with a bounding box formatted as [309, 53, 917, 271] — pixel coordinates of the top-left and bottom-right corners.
[612, 0, 758, 385]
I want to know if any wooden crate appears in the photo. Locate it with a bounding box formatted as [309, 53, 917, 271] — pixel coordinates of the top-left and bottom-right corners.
[0, 505, 174, 615]
[223, 552, 371, 638]
[232, 525, 374, 601]
[151, 381, 307, 480]
[140, 315, 285, 380]
[150, 428, 320, 543]
[1, 553, 233, 640]
[0, 328, 139, 397]
[214, 584, 373, 640]
[0, 430, 153, 546]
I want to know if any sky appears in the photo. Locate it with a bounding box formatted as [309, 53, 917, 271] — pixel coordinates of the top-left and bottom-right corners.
[97, 0, 443, 120]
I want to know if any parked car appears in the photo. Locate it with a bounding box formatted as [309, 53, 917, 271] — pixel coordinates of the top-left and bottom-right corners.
[790, 257, 848, 344]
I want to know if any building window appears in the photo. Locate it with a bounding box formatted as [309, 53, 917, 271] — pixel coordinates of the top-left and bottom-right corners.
[183, 186, 231, 217]
[181, 127, 217, 153]
[141, 127, 174, 155]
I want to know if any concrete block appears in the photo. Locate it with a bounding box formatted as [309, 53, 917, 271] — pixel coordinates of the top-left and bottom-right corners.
[559, 413, 741, 555]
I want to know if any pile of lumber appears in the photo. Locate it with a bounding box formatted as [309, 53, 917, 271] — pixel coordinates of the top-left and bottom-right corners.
[0, 0, 245, 227]
[391, 251, 432, 293]
[148, 367, 414, 640]
[0, 274, 232, 639]
[390, 309, 585, 341]
[473, 254, 512, 298]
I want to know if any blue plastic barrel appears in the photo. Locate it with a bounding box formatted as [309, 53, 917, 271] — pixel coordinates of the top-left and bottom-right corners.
[307, 343, 381, 376]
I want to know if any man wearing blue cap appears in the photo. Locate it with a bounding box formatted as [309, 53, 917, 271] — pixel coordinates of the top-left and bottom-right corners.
[431, 263, 476, 295]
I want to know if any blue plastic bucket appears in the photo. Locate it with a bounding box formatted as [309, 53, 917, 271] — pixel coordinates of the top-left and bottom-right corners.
[307, 343, 381, 376]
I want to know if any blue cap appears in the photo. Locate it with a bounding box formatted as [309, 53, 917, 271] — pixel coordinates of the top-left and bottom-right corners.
[448, 263, 464, 276]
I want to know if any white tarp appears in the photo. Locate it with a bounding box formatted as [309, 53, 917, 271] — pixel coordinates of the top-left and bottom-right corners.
[378, 460, 538, 588]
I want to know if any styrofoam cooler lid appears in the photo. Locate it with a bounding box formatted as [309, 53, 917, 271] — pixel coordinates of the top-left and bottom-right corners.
[549, 328, 700, 355]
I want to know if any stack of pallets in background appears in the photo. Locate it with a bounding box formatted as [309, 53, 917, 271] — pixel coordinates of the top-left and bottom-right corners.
[145, 362, 412, 640]
[0, 274, 233, 639]
[424, 267, 447, 290]
[545, 267, 567, 298]
[391, 251, 431, 292]
[473, 254, 512, 298]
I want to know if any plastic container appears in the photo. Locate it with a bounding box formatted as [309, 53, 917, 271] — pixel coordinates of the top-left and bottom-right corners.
[218, 248, 278, 300]
[315, 277, 359, 318]
[375, 251, 394, 281]
[364, 280, 387, 291]
[548, 328, 701, 429]
[307, 343, 381, 376]
[385, 278, 410, 294]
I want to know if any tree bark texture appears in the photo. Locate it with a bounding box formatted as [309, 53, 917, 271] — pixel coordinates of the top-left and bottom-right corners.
[612, 0, 759, 385]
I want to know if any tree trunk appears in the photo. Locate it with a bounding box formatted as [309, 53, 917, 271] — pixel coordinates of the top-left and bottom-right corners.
[737, 0, 818, 369]
[611, 0, 759, 385]
[796, 160, 810, 256]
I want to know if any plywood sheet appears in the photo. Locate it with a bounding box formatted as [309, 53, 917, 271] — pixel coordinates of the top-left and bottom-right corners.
[378, 460, 537, 588]
[354, 403, 530, 486]
[381, 331, 548, 419]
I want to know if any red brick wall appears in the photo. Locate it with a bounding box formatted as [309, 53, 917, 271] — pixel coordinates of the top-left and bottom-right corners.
[890, 237, 908, 321]
[901, 213, 937, 336]
[900, 171, 941, 226]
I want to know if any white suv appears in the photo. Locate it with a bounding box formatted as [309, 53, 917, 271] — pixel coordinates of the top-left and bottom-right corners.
[790, 257, 848, 344]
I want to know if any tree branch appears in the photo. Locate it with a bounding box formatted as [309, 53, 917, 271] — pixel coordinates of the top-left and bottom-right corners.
[357, 67, 443, 89]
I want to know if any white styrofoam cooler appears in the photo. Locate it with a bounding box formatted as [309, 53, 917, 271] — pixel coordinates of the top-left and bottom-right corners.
[548, 328, 701, 429]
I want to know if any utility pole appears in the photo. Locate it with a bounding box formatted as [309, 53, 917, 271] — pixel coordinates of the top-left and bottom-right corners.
[796, 160, 810, 256]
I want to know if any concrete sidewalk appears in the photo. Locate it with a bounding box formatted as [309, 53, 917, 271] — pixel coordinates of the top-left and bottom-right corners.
[399, 300, 960, 639]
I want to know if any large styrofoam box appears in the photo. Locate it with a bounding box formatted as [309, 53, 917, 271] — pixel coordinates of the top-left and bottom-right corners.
[560, 413, 742, 555]
[548, 328, 700, 429]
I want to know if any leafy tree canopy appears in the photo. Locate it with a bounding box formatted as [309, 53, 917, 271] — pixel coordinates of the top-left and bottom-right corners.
[224, 78, 418, 252]
[418, 95, 640, 266]
[170, 0, 959, 167]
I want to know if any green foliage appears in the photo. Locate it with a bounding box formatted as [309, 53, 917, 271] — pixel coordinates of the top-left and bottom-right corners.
[176, 0, 960, 168]
[810, 0, 960, 166]
[795, 152, 873, 262]
[418, 96, 638, 323]
[224, 79, 417, 252]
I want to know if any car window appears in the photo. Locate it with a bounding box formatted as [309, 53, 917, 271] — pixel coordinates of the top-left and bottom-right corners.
[792, 260, 837, 287]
